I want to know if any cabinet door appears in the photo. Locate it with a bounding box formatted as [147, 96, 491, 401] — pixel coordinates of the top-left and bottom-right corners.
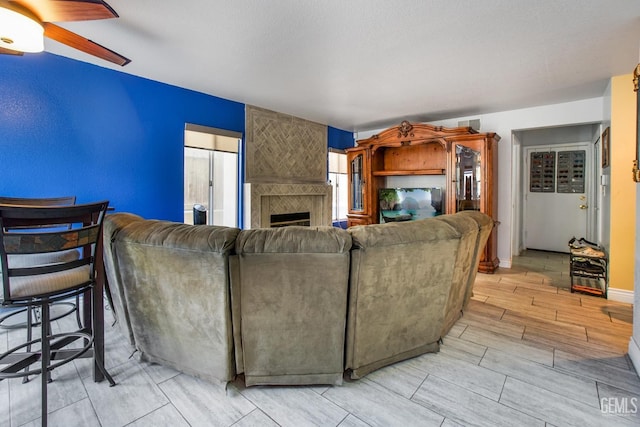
[347, 149, 368, 214]
[452, 140, 484, 213]
[450, 138, 499, 273]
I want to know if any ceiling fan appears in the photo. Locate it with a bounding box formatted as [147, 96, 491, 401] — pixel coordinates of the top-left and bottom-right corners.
[0, 0, 129, 66]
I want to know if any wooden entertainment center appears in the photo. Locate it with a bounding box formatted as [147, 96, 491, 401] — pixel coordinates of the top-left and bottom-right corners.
[347, 121, 500, 273]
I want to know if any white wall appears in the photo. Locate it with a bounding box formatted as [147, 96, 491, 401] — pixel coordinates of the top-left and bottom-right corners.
[356, 97, 605, 267]
[517, 124, 598, 146]
[598, 81, 612, 252]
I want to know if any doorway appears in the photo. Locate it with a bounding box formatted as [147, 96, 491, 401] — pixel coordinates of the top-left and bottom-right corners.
[523, 143, 593, 252]
[183, 124, 241, 227]
[514, 124, 602, 255]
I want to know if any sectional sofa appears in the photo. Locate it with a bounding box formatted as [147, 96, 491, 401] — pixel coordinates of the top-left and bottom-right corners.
[103, 211, 493, 386]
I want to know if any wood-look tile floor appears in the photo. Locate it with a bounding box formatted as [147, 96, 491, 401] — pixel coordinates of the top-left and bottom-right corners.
[1, 250, 638, 426]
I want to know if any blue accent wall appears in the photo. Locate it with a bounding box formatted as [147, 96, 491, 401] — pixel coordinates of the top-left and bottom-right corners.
[1, 53, 353, 223]
[0, 53, 244, 221]
[328, 126, 355, 150]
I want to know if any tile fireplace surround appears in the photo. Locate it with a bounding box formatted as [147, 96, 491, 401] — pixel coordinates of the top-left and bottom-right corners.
[243, 106, 332, 229]
[244, 183, 332, 228]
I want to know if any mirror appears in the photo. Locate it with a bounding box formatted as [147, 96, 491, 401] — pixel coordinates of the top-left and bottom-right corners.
[350, 153, 364, 211]
[455, 145, 481, 211]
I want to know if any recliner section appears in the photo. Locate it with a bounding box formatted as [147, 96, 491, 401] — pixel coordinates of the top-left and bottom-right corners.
[346, 218, 460, 379]
[104, 211, 493, 386]
[435, 211, 494, 337]
[107, 217, 239, 384]
[231, 226, 351, 386]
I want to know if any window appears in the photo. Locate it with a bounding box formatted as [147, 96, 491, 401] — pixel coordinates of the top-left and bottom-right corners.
[328, 150, 348, 225]
[184, 124, 241, 227]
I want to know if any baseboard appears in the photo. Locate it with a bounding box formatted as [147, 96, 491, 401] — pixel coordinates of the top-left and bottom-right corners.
[499, 258, 512, 269]
[607, 287, 634, 304]
[628, 337, 640, 376]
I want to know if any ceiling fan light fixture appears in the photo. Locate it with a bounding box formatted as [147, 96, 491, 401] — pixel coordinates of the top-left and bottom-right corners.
[0, 6, 44, 53]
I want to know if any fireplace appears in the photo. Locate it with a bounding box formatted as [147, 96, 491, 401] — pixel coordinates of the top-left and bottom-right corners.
[243, 183, 332, 229]
[270, 212, 311, 227]
[243, 106, 333, 229]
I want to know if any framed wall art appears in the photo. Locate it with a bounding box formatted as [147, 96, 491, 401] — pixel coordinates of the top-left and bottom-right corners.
[601, 126, 610, 168]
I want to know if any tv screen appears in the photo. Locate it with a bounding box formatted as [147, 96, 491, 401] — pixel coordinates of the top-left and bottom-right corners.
[379, 187, 444, 222]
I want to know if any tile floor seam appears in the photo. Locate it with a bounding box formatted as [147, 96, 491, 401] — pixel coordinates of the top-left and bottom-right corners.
[497, 377, 571, 427]
[408, 372, 430, 402]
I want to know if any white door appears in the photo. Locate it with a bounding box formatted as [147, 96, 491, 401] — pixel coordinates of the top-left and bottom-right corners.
[524, 143, 592, 252]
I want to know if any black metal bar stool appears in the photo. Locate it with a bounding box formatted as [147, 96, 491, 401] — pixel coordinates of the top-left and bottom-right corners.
[0, 197, 80, 334]
[0, 201, 116, 427]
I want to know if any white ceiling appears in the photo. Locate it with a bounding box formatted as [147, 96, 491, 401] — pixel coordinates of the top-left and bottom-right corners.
[42, 0, 640, 132]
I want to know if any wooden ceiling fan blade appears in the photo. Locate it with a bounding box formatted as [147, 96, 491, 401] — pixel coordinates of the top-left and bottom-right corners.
[0, 47, 24, 56]
[10, 0, 117, 22]
[44, 22, 129, 66]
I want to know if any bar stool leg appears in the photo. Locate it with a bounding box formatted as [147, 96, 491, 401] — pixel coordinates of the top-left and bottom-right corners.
[23, 306, 33, 383]
[41, 302, 50, 427]
[75, 295, 83, 329]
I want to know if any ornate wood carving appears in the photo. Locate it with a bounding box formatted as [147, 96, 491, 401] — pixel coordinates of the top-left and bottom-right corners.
[398, 120, 414, 138]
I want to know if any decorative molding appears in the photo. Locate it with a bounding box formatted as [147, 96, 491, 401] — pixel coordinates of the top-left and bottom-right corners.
[397, 120, 414, 138]
[606, 287, 634, 304]
[357, 121, 494, 150]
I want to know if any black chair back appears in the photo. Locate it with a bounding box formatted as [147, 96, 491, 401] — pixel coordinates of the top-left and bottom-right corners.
[0, 196, 76, 207]
[0, 201, 109, 304]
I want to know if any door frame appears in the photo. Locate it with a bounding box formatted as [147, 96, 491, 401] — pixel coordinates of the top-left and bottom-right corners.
[511, 124, 603, 258]
[183, 123, 242, 227]
[522, 142, 595, 252]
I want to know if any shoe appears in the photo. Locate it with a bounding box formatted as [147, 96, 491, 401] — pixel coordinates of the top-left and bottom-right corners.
[578, 238, 601, 250]
[568, 237, 585, 249]
[572, 246, 605, 258]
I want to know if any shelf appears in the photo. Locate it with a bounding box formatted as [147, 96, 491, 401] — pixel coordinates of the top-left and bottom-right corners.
[372, 169, 445, 176]
[569, 248, 608, 298]
[571, 284, 606, 297]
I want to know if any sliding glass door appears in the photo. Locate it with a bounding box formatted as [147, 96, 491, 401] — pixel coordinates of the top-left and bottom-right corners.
[184, 125, 240, 227]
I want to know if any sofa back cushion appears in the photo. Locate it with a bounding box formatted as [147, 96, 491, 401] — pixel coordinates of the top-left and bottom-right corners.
[108, 218, 240, 383]
[433, 213, 481, 336]
[345, 217, 461, 378]
[456, 211, 494, 307]
[232, 226, 351, 386]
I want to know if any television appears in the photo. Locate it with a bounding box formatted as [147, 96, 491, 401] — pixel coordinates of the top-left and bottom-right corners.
[379, 187, 444, 223]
